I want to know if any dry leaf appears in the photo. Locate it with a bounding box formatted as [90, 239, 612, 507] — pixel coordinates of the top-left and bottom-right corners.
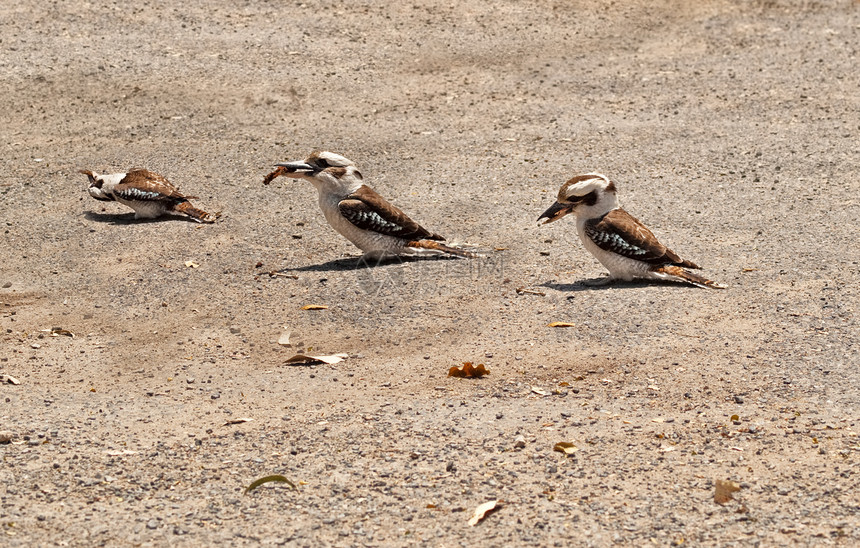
[547, 322, 575, 328]
[285, 353, 348, 365]
[224, 418, 254, 426]
[448, 362, 490, 378]
[714, 479, 741, 504]
[244, 474, 297, 494]
[1, 374, 20, 385]
[531, 386, 551, 396]
[468, 500, 499, 526]
[104, 450, 138, 456]
[301, 304, 328, 310]
[41, 327, 74, 338]
[553, 441, 578, 455]
[184, 261, 199, 268]
[277, 329, 292, 346]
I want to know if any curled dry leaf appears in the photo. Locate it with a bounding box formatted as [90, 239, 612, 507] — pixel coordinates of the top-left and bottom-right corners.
[184, 261, 199, 268]
[277, 329, 292, 346]
[244, 474, 297, 494]
[285, 353, 348, 365]
[468, 500, 500, 526]
[531, 386, 551, 396]
[547, 322, 575, 328]
[714, 479, 741, 504]
[448, 362, 489, 378]
[301, 304, 328, 310]
[553, 441, 578, 455]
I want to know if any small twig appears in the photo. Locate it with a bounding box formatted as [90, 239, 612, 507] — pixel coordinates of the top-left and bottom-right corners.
[516, 286, 546, 296]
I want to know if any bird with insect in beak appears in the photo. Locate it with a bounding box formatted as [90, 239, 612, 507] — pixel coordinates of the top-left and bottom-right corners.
[539, 172, 724, 289]
[263, 150, 474, 259]
[81, 169, 217, 223]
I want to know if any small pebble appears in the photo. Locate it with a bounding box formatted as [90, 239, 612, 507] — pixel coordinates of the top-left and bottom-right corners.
[514, 435, 526, 449]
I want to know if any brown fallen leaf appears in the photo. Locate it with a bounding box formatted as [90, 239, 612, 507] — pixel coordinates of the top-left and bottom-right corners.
[547, 322, 575, 328]
[553, 441, 578, 455]
[448, 362, 490, 378]
[468, 500, 500, 526]
[714, 479, 741, 504]
[285, 353, 348, 365]
[301, 304, 328, 310]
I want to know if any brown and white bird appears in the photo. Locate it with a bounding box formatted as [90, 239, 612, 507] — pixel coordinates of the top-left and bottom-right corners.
[263, 151, 472, 258]
[81, 169, 216, 223]
[539, 173, 724, 289]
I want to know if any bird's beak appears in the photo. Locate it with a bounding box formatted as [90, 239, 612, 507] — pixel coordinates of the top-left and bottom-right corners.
[275, 161, 316, 178]
[538, 201, 574, 225]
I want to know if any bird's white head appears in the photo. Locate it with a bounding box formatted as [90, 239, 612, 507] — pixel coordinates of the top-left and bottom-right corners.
[538, 172, 618, 224]
[272, 150, 364, 194]
[81, 170, 125, 201]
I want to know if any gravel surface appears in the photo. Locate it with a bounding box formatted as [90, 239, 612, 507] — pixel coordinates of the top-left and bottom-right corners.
[1, 0, 859, 546]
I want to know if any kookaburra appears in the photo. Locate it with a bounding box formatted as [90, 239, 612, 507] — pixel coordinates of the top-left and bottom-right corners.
[81, 169, 217, 223]
[539, 173, 724, 289]
[263, 151, 472, 258]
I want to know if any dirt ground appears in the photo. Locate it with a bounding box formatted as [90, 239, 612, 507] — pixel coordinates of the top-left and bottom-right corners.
[1, 0, 859, 545]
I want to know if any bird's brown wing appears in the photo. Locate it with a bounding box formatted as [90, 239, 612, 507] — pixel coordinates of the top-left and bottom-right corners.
[113, 170, 191, 202]
[584, 209, 697, 268]
[338, 185, 444, 241]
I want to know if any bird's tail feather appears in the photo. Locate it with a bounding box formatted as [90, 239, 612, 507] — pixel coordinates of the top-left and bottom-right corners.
[654, 265, 725, 289]
[174, 201, 217, 223]
[406, 240, 475, 258]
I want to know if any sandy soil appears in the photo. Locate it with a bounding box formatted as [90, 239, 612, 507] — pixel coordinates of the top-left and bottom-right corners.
[1, 0, 859, 545]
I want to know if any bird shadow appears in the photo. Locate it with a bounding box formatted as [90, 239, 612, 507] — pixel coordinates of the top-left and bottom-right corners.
[84, 211, 200, 224]
[540, 277, 688, 293]
[280, 253, 463, 273]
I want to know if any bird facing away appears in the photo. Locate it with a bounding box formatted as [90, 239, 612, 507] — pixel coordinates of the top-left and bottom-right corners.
[263, 150, 473, 258]
[81, 169, 217, 223]
[538, 173, 724, 289]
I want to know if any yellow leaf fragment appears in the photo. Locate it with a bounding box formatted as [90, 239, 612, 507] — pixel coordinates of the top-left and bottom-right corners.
[468, 500, 499, 526]
[547, 322, 575, 328]
[301, 304, 328, 310]
[731, 414, 739, 421]
[714, 479, 741, 504]
[184, 261, 199, 268]
[553, 441, 578, 455]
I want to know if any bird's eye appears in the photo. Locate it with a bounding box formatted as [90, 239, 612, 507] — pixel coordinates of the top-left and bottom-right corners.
[93, 180, 104, 189]
[317, 158, 329, 168]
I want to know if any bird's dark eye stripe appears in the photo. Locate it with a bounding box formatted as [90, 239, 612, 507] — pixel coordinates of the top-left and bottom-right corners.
[317, 158, 329, 168]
